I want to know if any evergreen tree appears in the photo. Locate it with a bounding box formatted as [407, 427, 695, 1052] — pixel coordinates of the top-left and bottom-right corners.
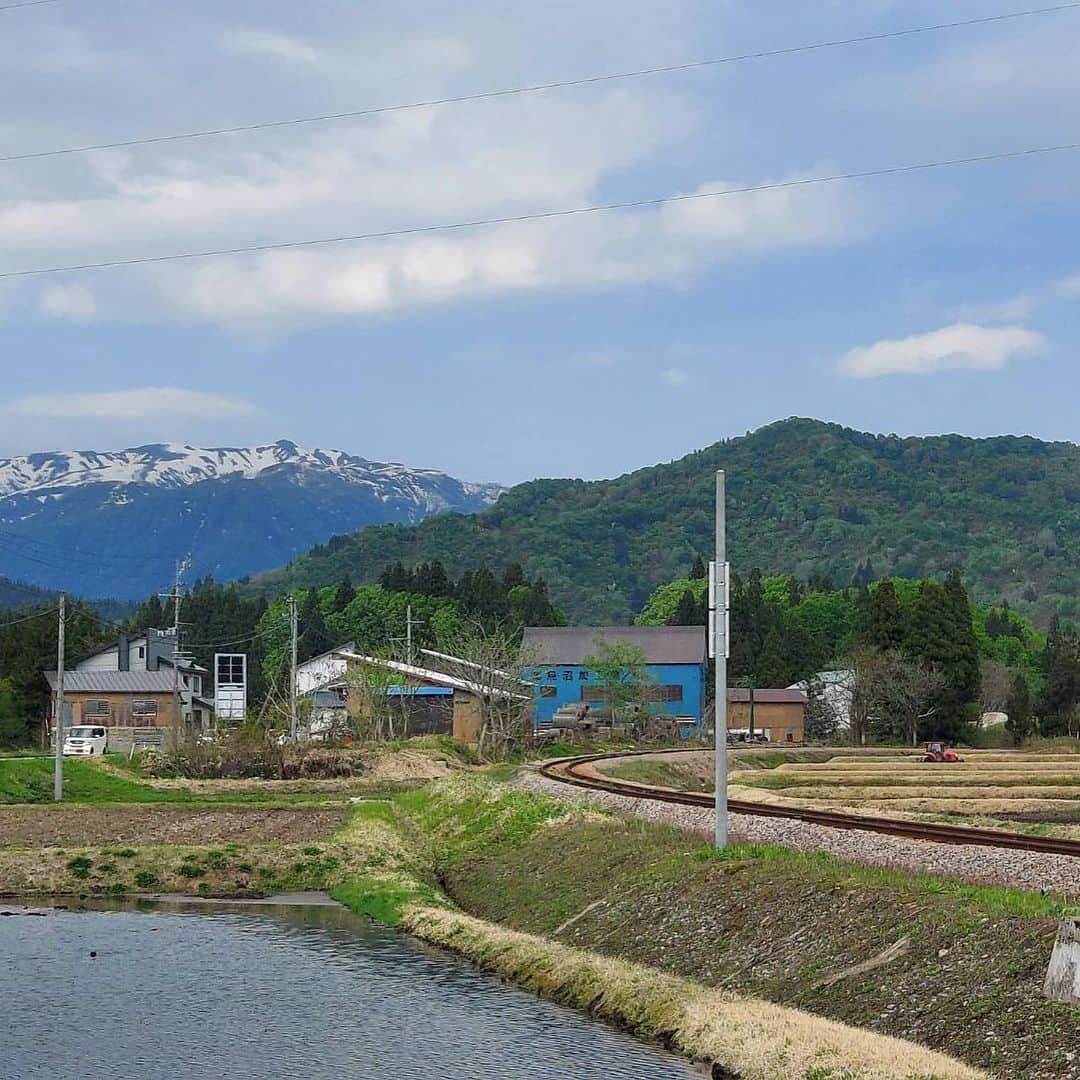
[131, 594, 166, 629]
[458, 563, 505, 625]
[1036, 620, 1080, 735]
[414, 561, 454, 597]
[503, 562, 526, 590]
[1005, 672, 1034, 745]
[379, 562, 412, 593]
[297, 589, 332, 662]
[866, 579, 905, 649]
[756, 625, 791, 687]
[333, 574, 356, 613]
[690, 554, 707, 580]
[670, 589, 699, 627]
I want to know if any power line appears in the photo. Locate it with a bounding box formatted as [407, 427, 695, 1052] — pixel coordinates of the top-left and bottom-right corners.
[0, 605, 59, 630]
[3, 139, 1079, 280]
[2, 3, 1077, 165]
[0, 0, 61, 10]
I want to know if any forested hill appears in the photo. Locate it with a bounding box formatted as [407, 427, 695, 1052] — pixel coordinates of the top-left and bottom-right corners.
[248, 419, 1080, 625]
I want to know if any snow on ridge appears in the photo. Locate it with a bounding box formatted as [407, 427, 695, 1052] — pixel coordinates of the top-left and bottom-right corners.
[0, 440, 504, 504]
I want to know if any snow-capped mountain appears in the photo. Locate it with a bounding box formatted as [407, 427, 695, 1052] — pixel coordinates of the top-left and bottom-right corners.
[0, 441, 503, 600]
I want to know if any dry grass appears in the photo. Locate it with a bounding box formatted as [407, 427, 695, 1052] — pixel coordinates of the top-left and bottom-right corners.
[404, 905, 986, 1080]
[726, 750, 1080, 836]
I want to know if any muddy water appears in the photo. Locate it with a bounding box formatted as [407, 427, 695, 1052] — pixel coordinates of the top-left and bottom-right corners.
[3, 901, 703, 1079]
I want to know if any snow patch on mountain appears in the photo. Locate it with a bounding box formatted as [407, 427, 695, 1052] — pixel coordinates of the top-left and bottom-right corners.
[0, 440, 503, 509]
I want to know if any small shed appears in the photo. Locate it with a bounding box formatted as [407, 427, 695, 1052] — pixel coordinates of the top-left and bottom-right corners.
[727, 688, 808, 743]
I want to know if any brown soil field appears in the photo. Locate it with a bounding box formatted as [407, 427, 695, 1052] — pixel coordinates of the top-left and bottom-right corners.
[0, 805, 346, 847]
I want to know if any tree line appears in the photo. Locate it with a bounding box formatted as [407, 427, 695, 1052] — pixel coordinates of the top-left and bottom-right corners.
[639, 561, 1078, 743]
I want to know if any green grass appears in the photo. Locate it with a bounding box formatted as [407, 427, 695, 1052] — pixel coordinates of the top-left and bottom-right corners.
[0, 758, 184, 804]
[0, 757, 375, 808]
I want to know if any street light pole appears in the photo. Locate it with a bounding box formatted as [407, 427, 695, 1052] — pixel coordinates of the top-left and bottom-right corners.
[713, 471, 728, 848]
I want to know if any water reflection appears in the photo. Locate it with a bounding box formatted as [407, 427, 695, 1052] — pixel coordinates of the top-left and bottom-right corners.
[3, 902, 702, 1080]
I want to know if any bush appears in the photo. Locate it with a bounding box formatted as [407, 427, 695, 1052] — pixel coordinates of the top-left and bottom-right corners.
[66, 856, 92, 879]
[134, 870, 159, 889]
[144, 728, 369, 780]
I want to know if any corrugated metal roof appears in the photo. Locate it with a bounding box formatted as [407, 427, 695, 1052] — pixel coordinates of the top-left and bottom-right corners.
[522, 626, 707, 665]
[44, 670, 176, 694]
[728, 688, 807, 704]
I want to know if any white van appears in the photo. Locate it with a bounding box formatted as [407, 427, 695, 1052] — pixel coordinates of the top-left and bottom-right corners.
[63, 726, 108, 756]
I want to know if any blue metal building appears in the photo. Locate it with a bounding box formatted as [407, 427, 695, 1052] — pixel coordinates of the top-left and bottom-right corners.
[521, 626, 707, 731]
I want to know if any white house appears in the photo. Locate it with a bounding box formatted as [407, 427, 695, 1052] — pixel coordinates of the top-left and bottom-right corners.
[295, 642, 356, 696]
[788, 670, 854, 732]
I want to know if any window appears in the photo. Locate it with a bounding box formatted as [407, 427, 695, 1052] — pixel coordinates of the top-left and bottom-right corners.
[216, 655, 246, 686]
[646, 685, 683, 704]
[539, 686, 557, 698]
[84, 700, 110, 717]
[132, 700, 159, 718]
[581, 687, 607, 703]
[137, 646, 146, 660]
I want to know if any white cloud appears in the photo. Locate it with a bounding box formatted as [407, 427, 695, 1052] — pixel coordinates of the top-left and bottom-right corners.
[39, 283, 97, 322]
[4, 387, 256, 419]
[662, 367, 689, 388]
[836, 323, 1045, 379]
[219, 29, 319, 65]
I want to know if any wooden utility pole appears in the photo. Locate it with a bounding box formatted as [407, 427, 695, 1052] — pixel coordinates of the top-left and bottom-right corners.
[53, 593, 66, 802]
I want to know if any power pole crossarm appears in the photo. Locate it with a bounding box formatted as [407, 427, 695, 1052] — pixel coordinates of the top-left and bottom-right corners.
[53, 593, 66, 802]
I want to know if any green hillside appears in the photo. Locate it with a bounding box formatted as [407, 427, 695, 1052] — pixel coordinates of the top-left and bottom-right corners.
[248, 419, 1080, 625]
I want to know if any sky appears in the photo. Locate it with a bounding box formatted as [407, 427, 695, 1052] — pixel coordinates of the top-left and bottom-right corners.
[1, 0, 1078, 485]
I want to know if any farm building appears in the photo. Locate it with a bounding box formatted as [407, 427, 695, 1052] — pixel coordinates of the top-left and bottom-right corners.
[308, 649, 529, 744]
[728, 688, 808, 743]
[44, 670, 180, 751]
[522, 626, 708, 732]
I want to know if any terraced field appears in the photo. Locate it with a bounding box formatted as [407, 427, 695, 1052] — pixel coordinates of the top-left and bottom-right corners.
[603, 748, 1080, 840]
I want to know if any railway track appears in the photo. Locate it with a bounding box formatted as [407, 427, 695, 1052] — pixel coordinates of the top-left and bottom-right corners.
[539, 748, 1080, 858]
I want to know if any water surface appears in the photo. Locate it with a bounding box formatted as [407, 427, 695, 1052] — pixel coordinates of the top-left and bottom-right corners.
[3, 902, 703, 1079]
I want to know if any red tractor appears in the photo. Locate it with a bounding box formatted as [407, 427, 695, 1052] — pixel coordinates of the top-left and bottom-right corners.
[922, 741, 962, 763]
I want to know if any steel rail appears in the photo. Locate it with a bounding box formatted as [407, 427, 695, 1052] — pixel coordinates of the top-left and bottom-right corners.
[538, 748, 1080, 858]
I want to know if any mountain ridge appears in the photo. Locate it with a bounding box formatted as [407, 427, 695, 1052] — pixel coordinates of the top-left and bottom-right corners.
[0, 440, 503, 600]
[246, 418, 1080, 625]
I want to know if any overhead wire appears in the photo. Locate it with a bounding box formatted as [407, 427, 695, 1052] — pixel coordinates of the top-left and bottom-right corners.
[2, 140, 1079, 280]
[2, 4, 1078, 165]
[0, 605, 59, 630]
[0, 0, 61, 11]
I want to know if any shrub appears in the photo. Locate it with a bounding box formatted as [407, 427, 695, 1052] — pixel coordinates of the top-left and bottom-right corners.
[134, 870, 159, 889]
[66, 856, 92, 879]
[176, 861, 204, 879]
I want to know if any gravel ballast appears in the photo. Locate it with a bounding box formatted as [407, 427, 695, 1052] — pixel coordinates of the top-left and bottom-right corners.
[520, 771, 1080, 898]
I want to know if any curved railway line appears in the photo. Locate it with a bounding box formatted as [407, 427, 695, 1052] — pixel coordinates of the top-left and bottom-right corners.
[539, 748, 1080, 858]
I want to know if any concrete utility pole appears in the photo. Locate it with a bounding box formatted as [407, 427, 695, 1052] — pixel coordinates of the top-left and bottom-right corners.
[287, 593, 298, 741]
[53, 593, 66, 802]
[712, 470, 729, 848]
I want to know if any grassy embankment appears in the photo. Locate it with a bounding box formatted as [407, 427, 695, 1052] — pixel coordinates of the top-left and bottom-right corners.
[329, 776, 1078, 1080]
